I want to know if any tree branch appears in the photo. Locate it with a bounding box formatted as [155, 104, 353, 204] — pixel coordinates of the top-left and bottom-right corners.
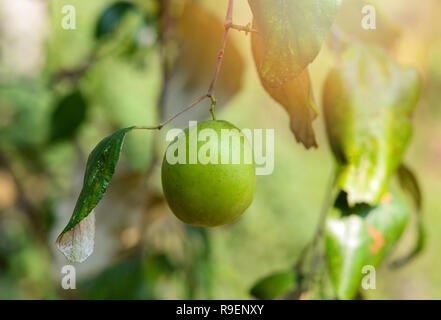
[207, 0, 234, 96]
[135, 94, 210, 130]
[136, 0, 238, 130]
[229, 23, 259, 35]
[55, 0, 244, 130]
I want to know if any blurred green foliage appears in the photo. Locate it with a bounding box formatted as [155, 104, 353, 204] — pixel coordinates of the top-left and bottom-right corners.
[0, 0, 441, 300]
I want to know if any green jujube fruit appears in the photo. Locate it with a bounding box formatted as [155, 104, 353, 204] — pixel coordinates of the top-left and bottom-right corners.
[161, 120, 256, 227]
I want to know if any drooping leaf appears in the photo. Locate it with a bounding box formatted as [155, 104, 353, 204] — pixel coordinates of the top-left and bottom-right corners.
[323, 44, 420, 206]
[95, 1, 137, 40]
[248, 0, 342, 88]
[50, 90, 88, 143]
[326, 191, 410, 300]
[390, 164, 425, 268]
[335, 0, 401, 50]
[56, 210, 95, 264]
[56, 127, 134, 262]
[252, 26, 318, 148]
[250, 270, 298, 300]
[161, 1, 244, 126]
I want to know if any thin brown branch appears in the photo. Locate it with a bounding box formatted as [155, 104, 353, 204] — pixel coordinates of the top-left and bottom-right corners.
[54, 0, 239, 131]
[136, 0, 238, 131]
[207, 0, 234, 96]
[229, 23, 259, 35]
[55, 0, 243, 130]
[135, 94, 210, 130]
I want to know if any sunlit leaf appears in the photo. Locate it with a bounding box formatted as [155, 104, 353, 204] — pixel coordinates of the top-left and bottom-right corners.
[50, 90, 88, 143]
[323, 44, 420, 206]
[250, 270, 298, 300]
[56, 127, 134, 262]
[162, 1, 244, 126]
[251, 27, 318, 148]
[326, 191, 410, 299]
[248, 0, 341, 88]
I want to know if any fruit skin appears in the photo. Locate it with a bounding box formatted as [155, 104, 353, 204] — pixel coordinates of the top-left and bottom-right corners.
[161, 120, 256, 227]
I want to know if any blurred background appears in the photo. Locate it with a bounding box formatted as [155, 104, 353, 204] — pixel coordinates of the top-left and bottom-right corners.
[0, 0, 440, 299]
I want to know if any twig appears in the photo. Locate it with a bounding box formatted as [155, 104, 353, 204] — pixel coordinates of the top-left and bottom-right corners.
[135, 94, 210, 130]
[135, 0, 250, 130]
[229, 23, 259, 35]
[54, 0, 252, 129]
[208, 0, 234, 97]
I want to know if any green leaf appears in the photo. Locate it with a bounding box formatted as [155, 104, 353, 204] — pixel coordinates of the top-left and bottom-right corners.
[252, 24, 318, 148]
[50, 90, 88, 143]
[248, 0, 341, 88]
[326, 191, 411, 299]
[323, 44, 420, 206]
[95, 1, 137, 40]
[250, 270, 298, 300]
[56, 127, 134, 262]
[390, 164, 425, 268]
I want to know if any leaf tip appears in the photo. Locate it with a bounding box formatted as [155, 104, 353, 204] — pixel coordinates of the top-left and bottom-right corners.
[56, 210, 96, 263]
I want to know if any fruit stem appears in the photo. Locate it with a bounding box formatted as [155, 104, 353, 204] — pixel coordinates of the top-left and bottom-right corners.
[209, 95, 217, 120]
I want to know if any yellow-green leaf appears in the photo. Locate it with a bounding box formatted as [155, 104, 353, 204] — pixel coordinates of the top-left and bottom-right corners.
[249, 0, 342, 88]
[326, 191, 410, 299]
[323, 44, 420, 206]
[56, 127, 134, 262]
[251, 23, 318, 148]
